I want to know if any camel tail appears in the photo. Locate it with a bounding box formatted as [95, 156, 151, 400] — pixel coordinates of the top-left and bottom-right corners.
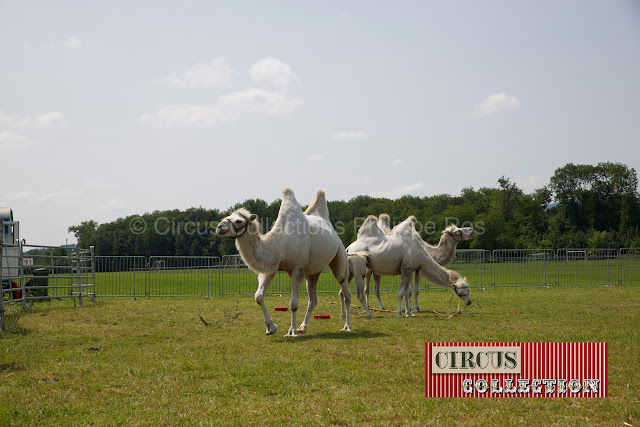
[304, 188, 330, 220]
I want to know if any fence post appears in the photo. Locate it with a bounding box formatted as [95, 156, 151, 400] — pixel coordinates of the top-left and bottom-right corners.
[0, 229, 5, 332]
[146, 257, 150, 299]
[19, 240, 26, 310]
[76, 245, 83, 307]
[90, 246, 96, 302]
[618, 249, 621, 286]
[491, 250, 496, 287]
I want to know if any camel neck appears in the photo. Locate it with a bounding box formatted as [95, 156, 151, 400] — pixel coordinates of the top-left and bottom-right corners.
[235, 222, 280, 274]
[427, 235, 458, 265]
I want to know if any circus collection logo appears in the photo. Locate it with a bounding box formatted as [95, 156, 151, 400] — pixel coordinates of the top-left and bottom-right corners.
[425, 342, 607, 398]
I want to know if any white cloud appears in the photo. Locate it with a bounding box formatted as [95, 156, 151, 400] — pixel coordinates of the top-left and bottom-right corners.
[0, 130, 37, 151]
[139, 89, 303, 126]
[99, 198, 127, 211]
[0, 110, 65, 128]
[371, 182, 429, 199]
[332, 130, 368, 141]
[392, 159, 403, 167]
[64, 36, 82, 50]
[472, 91, 520, 118]
[308, 154, 325, 162]
[40, 192, 64, 202]
[155, 57, 236, 88]
[250, 57, 299, 86]
[139, 104, 229, 126]
[219, 89, 303, 117]
[23, 41, 31, 48]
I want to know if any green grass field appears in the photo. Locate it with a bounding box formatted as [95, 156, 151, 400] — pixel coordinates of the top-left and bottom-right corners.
[1, 286, 639, 425]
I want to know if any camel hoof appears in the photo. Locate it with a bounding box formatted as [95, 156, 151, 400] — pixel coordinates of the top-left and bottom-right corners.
[340, 326, 352, 332]
[265, 323, 277, 335]
[285, 327, 298, 337]
[414, 307, 422, 313]
[406, 313, 415, 318]
[396, 313, 402, 318]
[296, 327, 307, 334]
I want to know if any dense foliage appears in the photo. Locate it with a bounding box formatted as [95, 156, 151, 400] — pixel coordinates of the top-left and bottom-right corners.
[69, 162, 640, 256]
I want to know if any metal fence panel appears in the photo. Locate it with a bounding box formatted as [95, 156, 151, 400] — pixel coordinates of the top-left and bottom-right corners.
[491, 249, 555, 287]
[8, 246, 637, 307]
[221, 255, 258, 296]
[556, 248, 618, 286]
[95, 256, 147, 298]
[448, 249, 489, 289]
[148, 256, 220, 297]
[619, 248, 640, 285]
[21, 245, 95, 302]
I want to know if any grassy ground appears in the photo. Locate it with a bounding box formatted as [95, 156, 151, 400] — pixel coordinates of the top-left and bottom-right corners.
[1, 286, 639, 426]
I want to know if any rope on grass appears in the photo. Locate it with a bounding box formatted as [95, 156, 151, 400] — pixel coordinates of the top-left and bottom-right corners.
[431, 288, 485, 318]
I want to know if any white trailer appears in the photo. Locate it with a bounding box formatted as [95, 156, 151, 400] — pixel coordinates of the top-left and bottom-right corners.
[1, 207, 20, 281]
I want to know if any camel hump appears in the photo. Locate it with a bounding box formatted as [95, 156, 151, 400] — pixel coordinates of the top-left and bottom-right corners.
[304, 188, 330, 220]
[377, 214, 392, 233]
[282, 186, 296, 200]
[393, 215, 418, 235]
[357, 215, 384, 238]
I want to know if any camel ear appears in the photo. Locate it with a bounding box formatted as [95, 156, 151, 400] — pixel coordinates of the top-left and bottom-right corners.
[249, 214, 257, 222]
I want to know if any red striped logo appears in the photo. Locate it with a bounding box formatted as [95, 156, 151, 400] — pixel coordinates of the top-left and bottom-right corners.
[425, 343, 607, 398]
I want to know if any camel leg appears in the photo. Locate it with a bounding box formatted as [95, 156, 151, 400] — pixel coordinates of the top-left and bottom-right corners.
[330, 253, 352, 332]
[255, 273, 277, 335]
[341, 270, 354, 319]
[338, 277, 352, 331]
[397, 270, 414, 317]
[374, 273, 385, 311]
[413, 270, 421, 312]
[354, 272, 373, 319]
[298, 273, 320, 334]
[286, 268, 304, 337]
[364, 270, 371, 307]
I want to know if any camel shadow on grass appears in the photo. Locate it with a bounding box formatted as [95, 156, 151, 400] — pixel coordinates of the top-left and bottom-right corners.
[279, 330, 387, 342]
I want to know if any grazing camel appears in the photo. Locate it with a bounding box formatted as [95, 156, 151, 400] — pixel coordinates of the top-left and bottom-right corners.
[345, 215, 471, 317]
[215, 187, 352, 336]
[365, 214, 475, 311]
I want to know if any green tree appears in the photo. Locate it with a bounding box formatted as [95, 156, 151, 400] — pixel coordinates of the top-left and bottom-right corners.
[68, 220, 98, 248]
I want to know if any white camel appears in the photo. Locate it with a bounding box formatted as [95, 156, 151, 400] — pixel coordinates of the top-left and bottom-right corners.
[215, 187, 352, 336]
[345, 215, 471, 317]
[346, 252, 373, 318]
[364, 214, 475, 312]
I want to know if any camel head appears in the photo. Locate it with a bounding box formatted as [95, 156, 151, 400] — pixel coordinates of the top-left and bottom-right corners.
[216, 208, 257, 238]
[452, 275, 472, 306]
[443, 224, 475, 242]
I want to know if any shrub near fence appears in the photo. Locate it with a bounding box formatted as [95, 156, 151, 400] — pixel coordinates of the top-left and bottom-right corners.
[86, 248, 640, 298]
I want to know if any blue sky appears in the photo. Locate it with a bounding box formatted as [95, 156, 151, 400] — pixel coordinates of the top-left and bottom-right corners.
[1, 1, 639, 244]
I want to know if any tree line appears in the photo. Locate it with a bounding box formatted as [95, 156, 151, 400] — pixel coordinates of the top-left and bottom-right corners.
[69, 162, 640, 257]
